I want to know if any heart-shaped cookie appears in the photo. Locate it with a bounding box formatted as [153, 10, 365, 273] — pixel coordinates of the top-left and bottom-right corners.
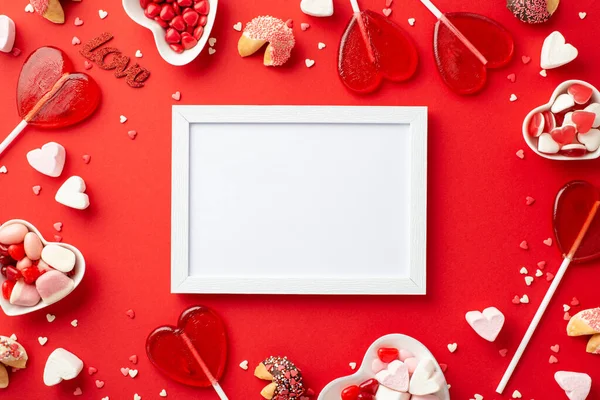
[318, 334, 449, 400]
[523, 80, 600, 160]
[0, 220, 85, 316]
[146, 306, 227, 387]
[338, 10, 419, 94]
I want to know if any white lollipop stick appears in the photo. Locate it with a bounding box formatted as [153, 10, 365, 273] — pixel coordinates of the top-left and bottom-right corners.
[349, 0, 360, 13]
[497, 201, 600, 394]
[418, 0, 488, 66]
[181, 333, 229, 400]
[0, 120, 27, 157]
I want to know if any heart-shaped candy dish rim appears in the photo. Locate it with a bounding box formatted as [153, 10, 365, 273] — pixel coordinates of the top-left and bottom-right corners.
[122, 0, 218, 66]
[522, 79, 600, 161]
[317, 333, 450, 400]
[0, 219, 86, 316]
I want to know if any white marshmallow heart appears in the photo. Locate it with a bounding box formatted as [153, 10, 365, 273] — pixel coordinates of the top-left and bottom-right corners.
[375, 359, 409, 392]
[555, 371, 591, 400]
[551, 93, 575, 113]
[409, 358, 443, 396]
[42, 244, 76, 273]
[584, 103, 600, 128]
[36, 270, 75, 305]
[540, 31, 578, 70]
[300, 0, 334, 17]
[465, 306, 505, 342]
[578, 129, 600, 152]
[26, 142, 66, 177]
[43, 348, 83, 386]
[0, 15, 16, 53]
[375, 385, 411, 400]
[538, 133, 561, 154]
[55, 176, 90, 210]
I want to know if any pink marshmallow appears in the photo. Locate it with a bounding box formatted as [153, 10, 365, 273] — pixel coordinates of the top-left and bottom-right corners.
[372, 358, 388, 373]
[399, 348, 414, 361]
[36, 270, 75, 305]
[16, 257, 33, 271]
[404, 357, 419, 374]
[10, 280, 41, 307]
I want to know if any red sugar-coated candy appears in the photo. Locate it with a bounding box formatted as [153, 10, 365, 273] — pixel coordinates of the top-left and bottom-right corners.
[173, 3, 181, 15]
[528, 112, 544, 137]
[341, 385, 360, 400]
[170, 15, 186, 31]
[560, 144, 588, 158]
[145, 3, 161, 18]
[2, 280, 15, 300]
[21, 266, 41, 284]
[0, 254, 14, 267]
[550, 125, 577, 146]
[8, 244, 25, 262]
[358, 379, 379, 394]
[181, 32, 198, 50]
[170, 43, 184, 53]
[160, 4, 176, 20]
[0, 266, 6, 277]
[193, 25, 204, 40]
[194, 0, 209, 15]
[0, 244, 9, 257]
[198, 15, 207, 26]
[357, 394, 375, 400]
[543, 110, 556, 132]
[154, 16, 169, 28]
[165, 28, 181, 44]
[140, 0, 152, 8]
[166, 0, 175, 2]
[153, 0, 165, 3]
[177, 0, 192, 6]
[5, 266, 21, 281]
[183, 10, 199, 27]
[377, 347, 399, 363]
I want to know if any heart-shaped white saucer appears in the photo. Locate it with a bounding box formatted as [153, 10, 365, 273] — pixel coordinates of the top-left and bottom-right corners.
[0, 220, 85, 317]
[317, 334, 450, 400]
[122, 0, 218, 66]
[523, 80, 600, 161]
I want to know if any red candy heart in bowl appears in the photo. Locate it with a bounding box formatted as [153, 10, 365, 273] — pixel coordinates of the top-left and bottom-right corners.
[146, 306, 227, 387]
[0, 220, 85, 317]
[318, 334, 449, 400]
[523, 80, 600, 161]
[554, 181, 600, 262]
[18, 47, 100, 128]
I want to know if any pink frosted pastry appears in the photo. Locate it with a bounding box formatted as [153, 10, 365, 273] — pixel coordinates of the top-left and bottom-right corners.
[9, 280, 41, 307]
[238, 16, 295, 66]
[35, 270, 75, 305]
[567, 307, 600, 336]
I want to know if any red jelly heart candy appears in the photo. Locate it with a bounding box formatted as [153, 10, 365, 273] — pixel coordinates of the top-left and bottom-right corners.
[140, 0, 151, 8]
[572, 111, 596, 134]
[17, 47, 100, 129]
[199, 15, 207, 26]
[183, 10, 200, 27]
[8, 244, 25, 261]
[357, 394, 375, 400]
[160, 4, 176, 20]
[550, 125, 577, 145]
[554, 181, 600, 262]
[377, 347, 399, 363]
[165, 28, 182, 44]
[21, 266, 41, 284]
[568, 84, 593, 105]
[177, 0, 192, 6]
[170, 15, 186, 31]
[359, 378, 379, 394]
[194, 0, 209, 15]
[193, 26, 204, 40]
[146, 306, 227, 387]
[5, 266, 21, 281]
[434, 13, 514, 95]
[338, 10, 418, 94]
[145, 3, 161, 18]
[341, 385, 360, 400]
[181, 32, 198, 50]
[170, 43, 184, 53]
[155, 16, 169, 28]
[1, 280, 15, 300]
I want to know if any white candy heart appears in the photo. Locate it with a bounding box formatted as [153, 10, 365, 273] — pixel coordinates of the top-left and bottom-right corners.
[520, 294, 530, 304]
[375, 360, 409, 392]
[555, 371, 592, 400]
[552, 93, 575, 113]
[579, 12, 587, 20]
[38, 337, 48, 346]
[233, 22, 242, 31]
[71, 319, 78, 327]
[540, 31, 578, 70]
[584, 103, 600, 128]
[409, 358, 442, 395]
[525, 276, 534, 286]
[538, 133, 560, 154]
[520, 267, 528, 274]
[0, 166, 6, 174]
[376, 385, 411, 400]
[120, 115, 127, 123]
[99, 10, 108, 19]
[24, 4, 34, 13]
[135, 50, 143, 58]
[408, 18, 416, 26]
[349, 362, 357, 370]
[540, 69, 547, 77]
[46, 314, 56, 323]
[318, 42, 326, 50]
[0, 15, 16, 53]
[134, 394, 142, 400]
[447, 343, 457, 352]
[465, 307, 505, 342]
[159, 389, 167, 397]
[208, 47, 216, 55]
[300, 0, 334, 17]
[510, 94, 518, 102]
[239, 360, 248, 370]
[305, 59, 315, 68]
[129, 369, 138, 378]
[512, 389, 522, 398]
[26, 142, 66, 177]
[42, 244, 76, 272]
[578, 129, 600, 152]
[55, 176, 90, 210]
[43, 348, 83, 386]
[208, 37, 217, 47]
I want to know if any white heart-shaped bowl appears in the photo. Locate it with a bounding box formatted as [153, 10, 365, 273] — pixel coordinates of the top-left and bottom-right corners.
[122, 0, 217, 66]
[318, 334, 450, 400]
[523, 79, 600, 161]
[0, 219, 85, 317]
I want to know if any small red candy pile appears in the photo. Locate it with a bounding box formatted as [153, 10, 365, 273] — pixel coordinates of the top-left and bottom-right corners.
[140, 0, 210, 53]
[341, 378, 379, 400]
[527, 83, 600, 157]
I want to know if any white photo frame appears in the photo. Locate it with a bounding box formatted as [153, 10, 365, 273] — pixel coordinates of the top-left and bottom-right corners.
[171, 106, 427, 295]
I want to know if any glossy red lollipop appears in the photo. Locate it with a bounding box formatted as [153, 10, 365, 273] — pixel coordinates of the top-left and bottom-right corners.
[146, 306, 228, 398]
[338, 1, 418, 94]
[0, 46, 100, 156]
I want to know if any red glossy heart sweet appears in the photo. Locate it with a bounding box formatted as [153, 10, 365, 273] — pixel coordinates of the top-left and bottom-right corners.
[338, 10, 418, 94]
[434, 13, 514, 95]
[554, 181, 600, 262]
[377, 347, 399, 363]
[146, 306, 227, 387]
[17, 47, 101, 128]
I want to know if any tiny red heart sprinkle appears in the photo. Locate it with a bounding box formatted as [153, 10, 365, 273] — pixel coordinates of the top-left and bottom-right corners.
[120, 367, 130, 376]
[537, 261, 546, 269]
[522, 55, 531, 64]
[543, 238, 553, 246]
[54, 235, 62, 242]
[507, 73, 516, 82]
[82, 155, 91, 164]
[129, 355, 138, 364]
[377, 347, 399, 363]
[88, 367, 98, 375]
[95, 380, 104, 388]
[439, 363, 448, 372]
[549, 355, 558, 364]
[32, 185, 41, 195]
[516, 149, 525, 159]
[128, 130, 137, 140]
[126, 309, 135, 319]
[499, 348, 508, 357]
[519, 240, 529, 250]
[571, 297, 580, 306]
[512, 295, 521, 304]
[84, 60, 93, 70]
[546, 272, 555, 281]
[550, 344, 560, 353]
[564, 312, 571, 320]
[526, 196, 535, 206]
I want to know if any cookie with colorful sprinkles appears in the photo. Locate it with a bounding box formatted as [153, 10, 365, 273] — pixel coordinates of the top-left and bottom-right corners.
[506, 0, 559, 24]
[238, 16, 295, 66]
[0, 335, 28, 389]
[254, 356, 305, 399]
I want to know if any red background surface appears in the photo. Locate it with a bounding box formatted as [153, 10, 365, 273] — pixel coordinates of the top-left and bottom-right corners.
[0, 0, 599, 398]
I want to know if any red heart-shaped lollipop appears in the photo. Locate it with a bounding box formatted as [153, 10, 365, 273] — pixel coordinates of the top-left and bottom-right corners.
[146, 306, 227, 387]
[338, 10, 419, 94]
[554, 181, 600, 262]
[434, 13, 514, 95]
[17, 46, 101, 128]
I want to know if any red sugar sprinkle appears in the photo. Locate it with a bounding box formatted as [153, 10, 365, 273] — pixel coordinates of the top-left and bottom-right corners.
[243, 16, 295, 66]
[571, 297, 580, 306]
